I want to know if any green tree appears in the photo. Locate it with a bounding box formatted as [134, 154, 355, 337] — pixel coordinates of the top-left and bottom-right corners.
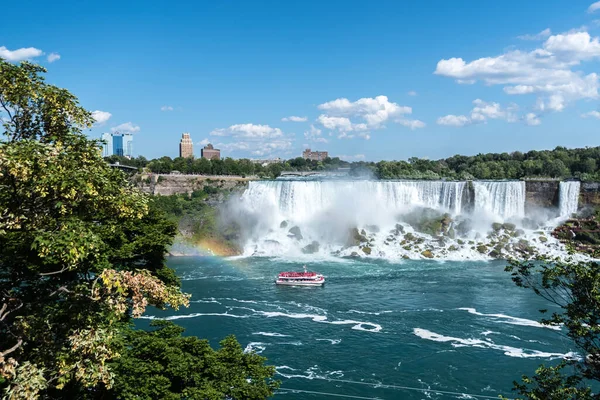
[504, 259, 600, 399]
[109, 321, 279, 399]
[0, 60, 276, 399]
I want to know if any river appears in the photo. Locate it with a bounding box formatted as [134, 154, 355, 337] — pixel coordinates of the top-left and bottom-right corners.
[140, 256, 573, 399]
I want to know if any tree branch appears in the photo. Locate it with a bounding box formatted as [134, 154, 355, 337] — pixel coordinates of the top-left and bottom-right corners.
[1, 339, 22, 357]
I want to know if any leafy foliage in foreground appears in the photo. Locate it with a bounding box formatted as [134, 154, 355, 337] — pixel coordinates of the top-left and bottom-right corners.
[504, 259, 600, 399]
[109, 321, 279, 400]
[0, 59, 276, 399]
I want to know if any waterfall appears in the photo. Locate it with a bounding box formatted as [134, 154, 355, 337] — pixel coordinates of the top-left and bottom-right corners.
[558, 181, 580, 218]
[472, 181, 525, 220]
[241, 180, 467, 223]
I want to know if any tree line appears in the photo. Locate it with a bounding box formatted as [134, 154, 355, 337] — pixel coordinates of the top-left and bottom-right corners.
[106, 145, 600, 180]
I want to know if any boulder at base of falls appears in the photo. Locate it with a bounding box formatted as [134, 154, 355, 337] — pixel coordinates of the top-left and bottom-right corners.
[280, 220, 288, 228]
[421, 250, 434, 258]
[288, 226, 303, 240]
[302, 241, 320, 254]
[361, 246, 372, 255]
[346, 227, 368, 247]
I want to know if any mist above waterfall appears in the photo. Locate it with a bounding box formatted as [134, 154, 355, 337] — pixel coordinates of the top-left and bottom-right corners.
[227, 178, 581, 260]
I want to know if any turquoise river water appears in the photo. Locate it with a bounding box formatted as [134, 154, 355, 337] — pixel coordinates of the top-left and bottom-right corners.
[140, 257, 575, 399]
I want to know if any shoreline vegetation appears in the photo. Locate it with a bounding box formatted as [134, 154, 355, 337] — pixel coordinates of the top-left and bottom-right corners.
[106, 144, 600, 181]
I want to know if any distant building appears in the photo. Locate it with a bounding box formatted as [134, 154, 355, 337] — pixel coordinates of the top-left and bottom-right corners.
[102, 132, 133, 158]
[179, 133, 194, 158]
[201, 143, 220, 160]
[101, 133, 112, 157]
[302, 148, 328, 161]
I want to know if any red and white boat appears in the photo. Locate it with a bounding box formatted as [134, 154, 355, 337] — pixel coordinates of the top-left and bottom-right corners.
[276, 266, 325, 287]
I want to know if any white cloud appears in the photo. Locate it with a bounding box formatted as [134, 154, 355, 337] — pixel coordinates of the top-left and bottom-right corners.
[210, 123, 283, 139]
[111, 122, 140, 133]
[518, 28, 552, 41]
[408, 90, 418, 96]
[437, 114, 471, 127]
[160, 105, 174, 111]
[588, 1, 600, 13]
[304, 124, 328, 143]
[217, 139, 293, 157]
[339, 154, 366, 161]
[316, 95, 421, 137]
[397, 118, 426, 130]
[435, 31, 600, 113]
[437, 99, 519, 127]
[524, 113, 542, 126]
[198, 138, 211, 146]
[317, 115, 354, 132]
[582, 110, 600, 118]
[281, 116, 307, 122]
[91, 110, 112, 125]
[47, 52, 60, 63]
[0, 46, 43, 62]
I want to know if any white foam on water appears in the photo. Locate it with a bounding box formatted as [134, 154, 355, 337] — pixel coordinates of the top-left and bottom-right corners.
[346, 309, 393, 316]
[413, 328, 576, 359]
[256, 311, 382, 332]
[481, 330, 498, 336]
[244, 342, 266, 354]
[458, 307, 562, 330]
[252, 332, 291, 337]
[275, 365, 345, 380]
[140, 312, 249, 320]
[316, 338, 342, 345]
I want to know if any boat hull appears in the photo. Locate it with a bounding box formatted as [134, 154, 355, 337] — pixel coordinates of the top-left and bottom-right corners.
[276, 280, 325, 287]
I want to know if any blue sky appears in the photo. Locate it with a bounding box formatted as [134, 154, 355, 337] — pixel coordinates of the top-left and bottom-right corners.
[2, 0, 600, 161]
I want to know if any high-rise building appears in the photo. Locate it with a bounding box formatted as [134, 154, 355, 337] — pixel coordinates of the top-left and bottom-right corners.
[179, 133, 194, 158]
[201, 143, 221, 160]
[113, 134, 124, 156]
[302, 148, 328, 161]
[102, 132, 133, 158]
[101, 133, 112, 157]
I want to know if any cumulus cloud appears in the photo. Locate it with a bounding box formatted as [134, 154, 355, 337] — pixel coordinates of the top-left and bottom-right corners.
[518, 28, 552, 41]
[198, 138, 211, 146]
[281, 116, 307, 122]
[524, 113, 542, 126]
[210, 123, 283, 139]
[588, 1, 600, 13]
[304, 124, 328, 143]
[316, 95, 421, 137]
[160, 105, 174, 111]
[397, 118, 426, 130]
[437, 99, 519, 127]
[91, 110, 112, 125]
[581, 110, 600, 118]
[0, 46, 43, 62]
[210, 123, 293, 157]
[437, 114, 471, 127]
[407, 90, 418, 96]
[111, 122, 140, 133]
[435, 30, 600, 113]
[47, 52, 60, 62]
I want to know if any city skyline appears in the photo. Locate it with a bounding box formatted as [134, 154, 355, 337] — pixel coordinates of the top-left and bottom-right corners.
[2, 1, 600, 161]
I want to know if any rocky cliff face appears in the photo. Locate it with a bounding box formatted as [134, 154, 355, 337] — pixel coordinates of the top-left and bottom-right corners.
[581, 182, 600, 207]
[137, 174, 251, 196]
[524, 180, 559, 211]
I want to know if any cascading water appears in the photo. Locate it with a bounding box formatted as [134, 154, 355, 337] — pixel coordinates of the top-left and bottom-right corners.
[472, 181, 525, 220]
[234, 179, 573, 260]
[241, 180, 467, 222]
[558, 181, 580, 218]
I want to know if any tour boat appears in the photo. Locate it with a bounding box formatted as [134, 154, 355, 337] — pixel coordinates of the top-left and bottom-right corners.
[276, 266, 325, 287]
